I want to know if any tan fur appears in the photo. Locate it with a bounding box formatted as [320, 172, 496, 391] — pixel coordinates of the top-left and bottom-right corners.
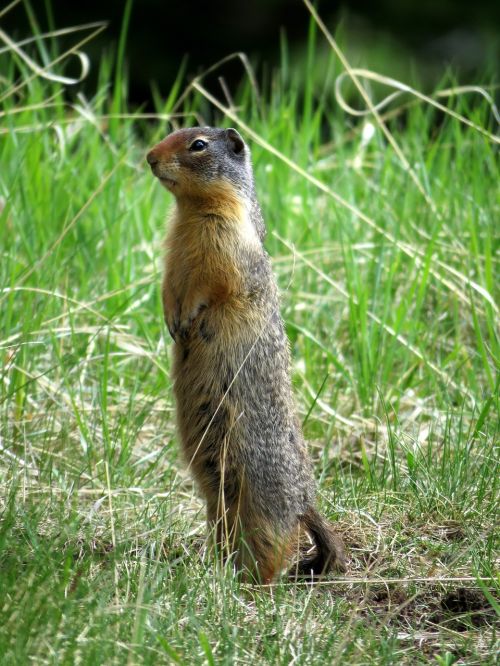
[147, 127, 347, 583]
[162, 181, 252, 339]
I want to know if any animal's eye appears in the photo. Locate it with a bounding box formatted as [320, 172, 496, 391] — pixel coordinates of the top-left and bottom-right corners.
[189, 139, 207, 152]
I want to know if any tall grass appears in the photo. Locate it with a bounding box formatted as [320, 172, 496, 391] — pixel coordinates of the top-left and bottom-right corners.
[0, 2, 498, 664]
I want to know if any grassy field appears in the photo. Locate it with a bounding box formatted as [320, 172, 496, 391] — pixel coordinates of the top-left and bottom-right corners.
[0, 4, 499, 665]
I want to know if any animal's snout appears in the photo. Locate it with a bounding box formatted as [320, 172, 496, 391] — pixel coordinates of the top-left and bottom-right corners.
[146, 150, 159, 167]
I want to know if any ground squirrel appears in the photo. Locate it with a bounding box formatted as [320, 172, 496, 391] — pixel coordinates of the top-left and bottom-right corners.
[147, 127, 346, 583]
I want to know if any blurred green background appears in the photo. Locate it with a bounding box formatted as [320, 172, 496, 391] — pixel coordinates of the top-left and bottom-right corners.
[4, 0, 499, 105]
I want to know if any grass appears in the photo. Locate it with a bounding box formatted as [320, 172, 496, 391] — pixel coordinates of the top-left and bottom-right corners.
[0, 2, 499, 664]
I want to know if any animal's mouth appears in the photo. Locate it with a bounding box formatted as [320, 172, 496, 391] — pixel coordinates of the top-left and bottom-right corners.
[159, 176, 177, 188]
[146, 145, 180, 191]
[147, 153, 178, 189]
[150, 166, 177, 189]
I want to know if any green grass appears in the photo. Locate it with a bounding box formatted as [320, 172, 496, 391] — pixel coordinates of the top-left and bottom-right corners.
[1, 5, 499, 665]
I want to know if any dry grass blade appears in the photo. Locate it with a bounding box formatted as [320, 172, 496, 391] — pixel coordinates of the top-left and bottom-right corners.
[259, 576, 497, 589]
[0, 22, 107, 103]
[0, 161, 123, 308]
[190, 81, 497, 319]
[334, 70, 500, 140]
[0, 0, 22, 21]
[274, 232, 473, 398]
[304, 0, 441, 217]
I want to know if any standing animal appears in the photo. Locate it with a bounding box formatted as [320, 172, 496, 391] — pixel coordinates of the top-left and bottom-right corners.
[147, 126, 346, 582]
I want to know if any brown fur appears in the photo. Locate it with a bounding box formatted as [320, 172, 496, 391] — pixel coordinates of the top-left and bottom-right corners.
[162, 181, 251, 341]
[147, 127, 346, 582]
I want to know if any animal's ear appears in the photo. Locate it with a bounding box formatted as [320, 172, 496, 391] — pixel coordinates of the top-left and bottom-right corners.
[225, 128, 245, 154]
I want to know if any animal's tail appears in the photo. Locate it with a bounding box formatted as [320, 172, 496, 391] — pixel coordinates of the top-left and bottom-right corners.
[294, 506, 346, 577]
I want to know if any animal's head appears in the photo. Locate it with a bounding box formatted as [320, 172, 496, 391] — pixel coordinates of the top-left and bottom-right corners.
[146, 127, 252, 199]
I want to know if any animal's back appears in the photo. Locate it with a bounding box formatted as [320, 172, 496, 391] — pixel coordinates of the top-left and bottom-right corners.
[170, 220, 314, 531]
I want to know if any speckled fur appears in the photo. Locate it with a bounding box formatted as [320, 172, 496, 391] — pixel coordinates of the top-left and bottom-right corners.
[147, 127, 346, 582]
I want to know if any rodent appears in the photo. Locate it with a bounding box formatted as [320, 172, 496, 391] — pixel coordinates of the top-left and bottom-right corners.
[146, 126, 346, 583]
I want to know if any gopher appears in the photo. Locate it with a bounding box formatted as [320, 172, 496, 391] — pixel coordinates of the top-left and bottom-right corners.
[147, 126, 345, 582]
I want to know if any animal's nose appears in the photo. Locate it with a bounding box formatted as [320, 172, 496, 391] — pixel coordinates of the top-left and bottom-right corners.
[146, 150, 158, 166]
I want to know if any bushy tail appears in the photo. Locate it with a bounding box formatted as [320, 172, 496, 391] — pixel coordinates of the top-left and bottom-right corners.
[294, 506, 346, 577]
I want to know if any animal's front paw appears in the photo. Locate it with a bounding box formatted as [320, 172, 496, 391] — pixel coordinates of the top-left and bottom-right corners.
[178, 301, 208, 340]
[165, 319, 178, 342]
[165, 299, 181, 342]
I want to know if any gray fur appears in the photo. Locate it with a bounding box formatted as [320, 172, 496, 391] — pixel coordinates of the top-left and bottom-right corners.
[149, 126, 346, 579]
